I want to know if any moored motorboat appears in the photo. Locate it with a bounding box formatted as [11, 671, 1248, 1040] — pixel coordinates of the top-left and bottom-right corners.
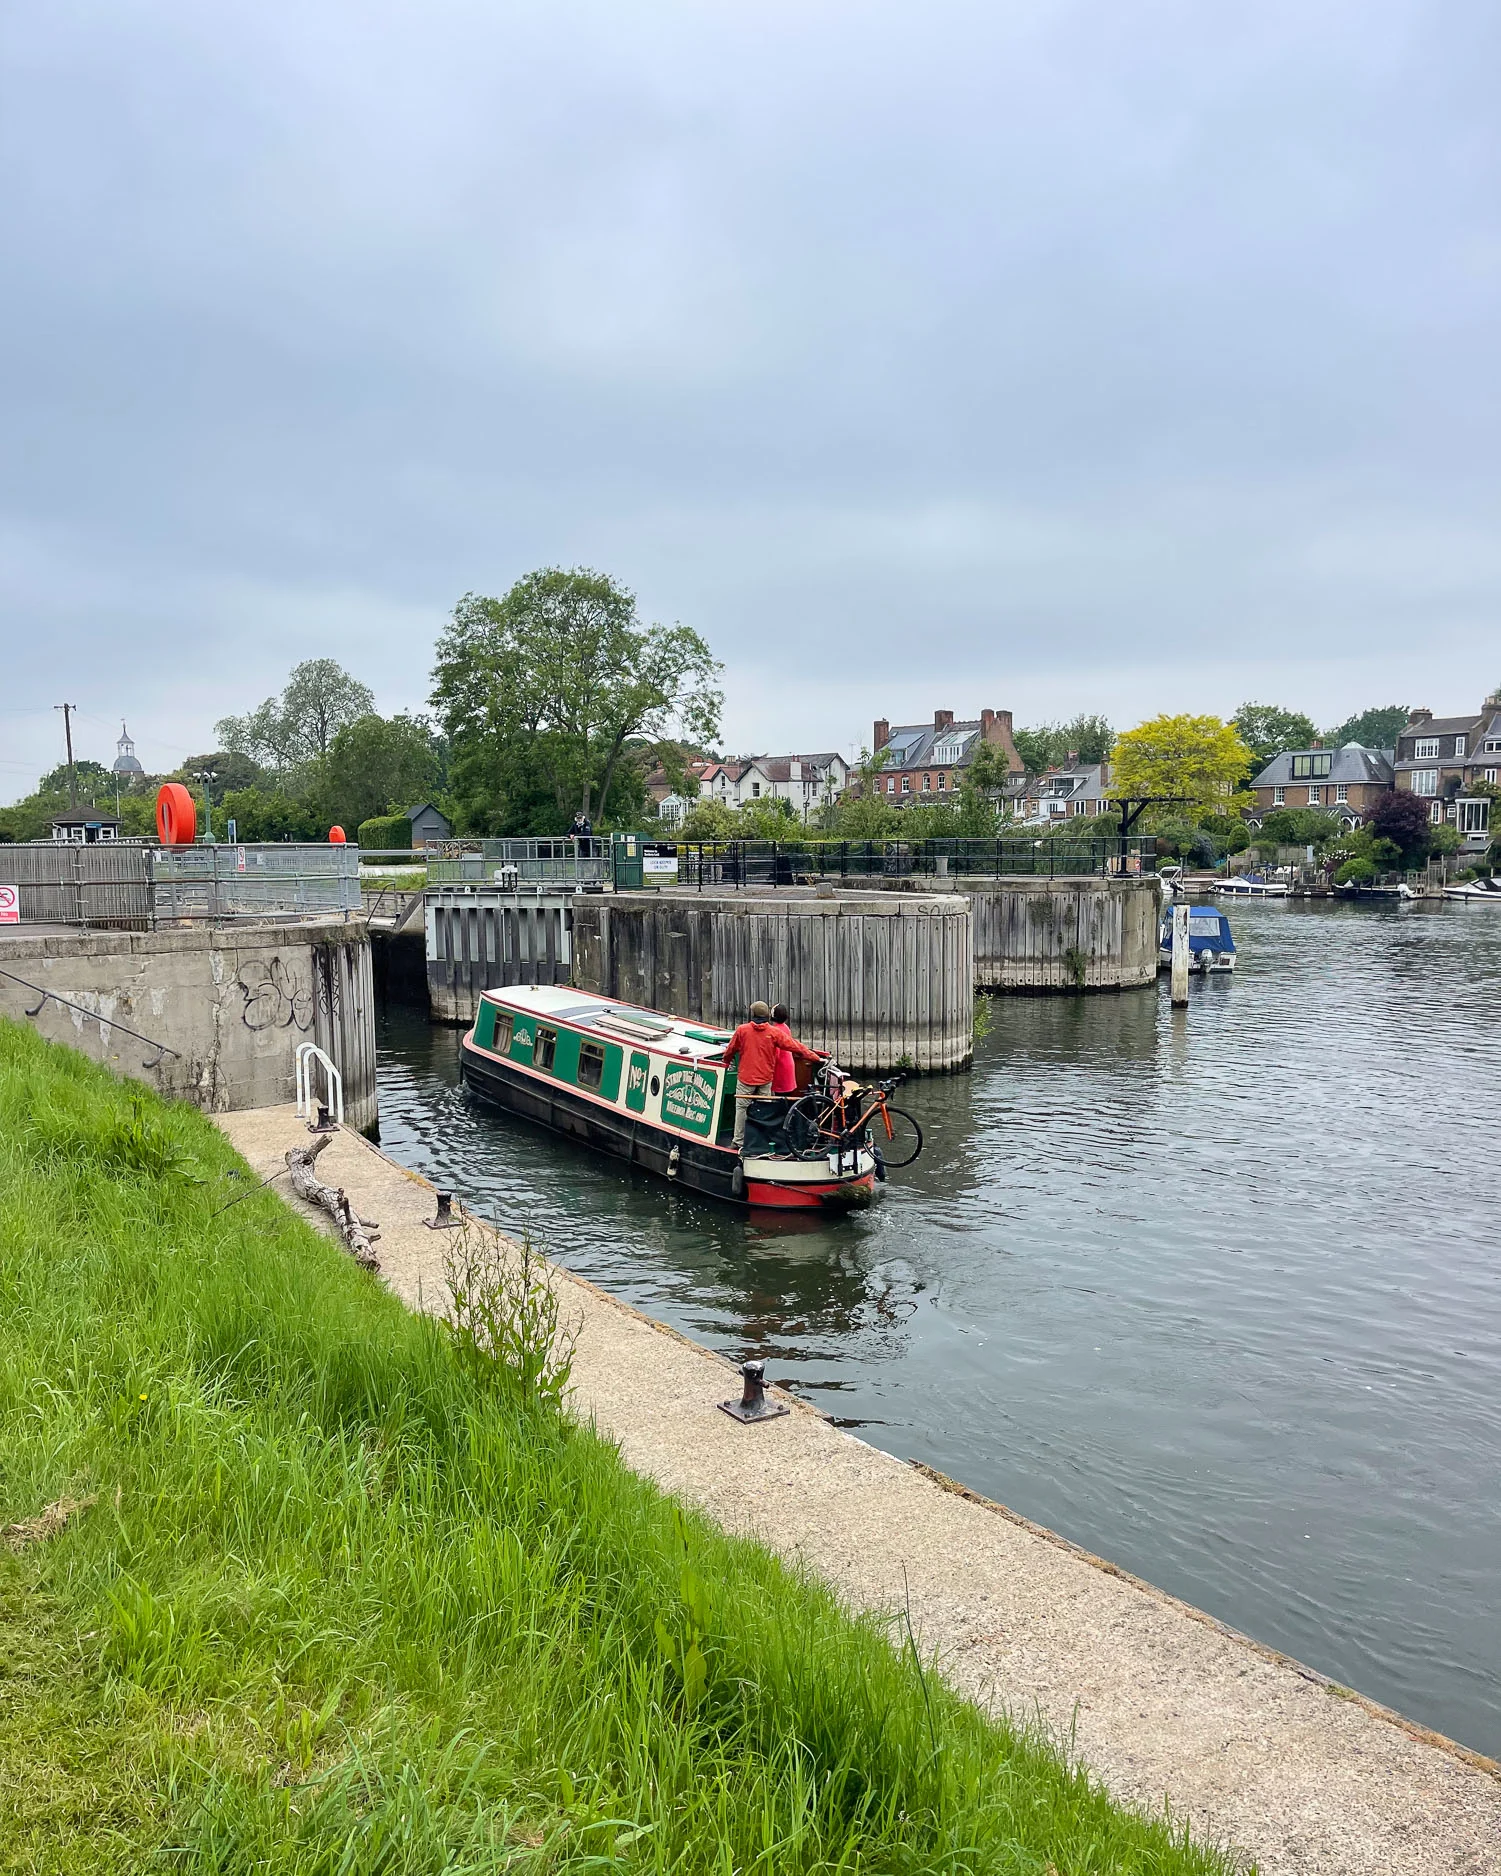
[1158, 906, 1237, 973]
[1443, 876, 1501, 903]
[1217, 875, 1288, 898]
[459, 985, 916, 1209]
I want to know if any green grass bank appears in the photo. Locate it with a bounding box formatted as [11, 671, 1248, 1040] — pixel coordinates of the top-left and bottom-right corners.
[0, 1019, 1233, 1875]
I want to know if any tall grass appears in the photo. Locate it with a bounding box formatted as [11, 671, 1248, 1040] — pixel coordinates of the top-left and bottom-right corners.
[0, 1018, 1235, 1874]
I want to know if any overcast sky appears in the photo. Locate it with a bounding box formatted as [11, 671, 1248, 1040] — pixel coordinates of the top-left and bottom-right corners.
[2, 0, 1498, 791]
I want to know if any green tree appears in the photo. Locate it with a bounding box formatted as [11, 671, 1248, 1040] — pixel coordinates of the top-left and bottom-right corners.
[38, 758, 111, 800]
[316, 713, 446, 833]
[218, 787, 324, 842]
[677, 799, 739, 841]
[432, 570, 721, 834]
[217, 660, 376, 776]
[171, 751, 266, 803]
[1230, 702, 1318, 775]
[1323, 705, 1408, 751]
[1010, 716, 1115, 775]
[1254, 808, 1343, 849]
[1108, 714, 1253, 818]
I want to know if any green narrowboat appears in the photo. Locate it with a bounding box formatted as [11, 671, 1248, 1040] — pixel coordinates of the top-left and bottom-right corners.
[459, 984, 878, 1209]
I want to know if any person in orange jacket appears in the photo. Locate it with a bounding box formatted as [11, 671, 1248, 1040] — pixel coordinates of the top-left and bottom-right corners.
[724, 1000, 823, 1150]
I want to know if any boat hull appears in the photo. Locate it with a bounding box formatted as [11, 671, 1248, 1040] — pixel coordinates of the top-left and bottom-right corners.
[459, 1037, 875, 1210]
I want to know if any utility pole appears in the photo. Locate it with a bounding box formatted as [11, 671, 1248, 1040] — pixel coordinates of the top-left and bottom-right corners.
[54, 703, 78, 808]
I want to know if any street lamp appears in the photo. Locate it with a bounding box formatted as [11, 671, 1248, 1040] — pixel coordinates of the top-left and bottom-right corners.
[193, 768, 219, 843]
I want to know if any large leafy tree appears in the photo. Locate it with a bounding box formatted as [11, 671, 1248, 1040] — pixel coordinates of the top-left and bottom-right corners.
[171, 751, 266, 803]
[1322, 704, 1408, 750]
[1108, 714, 1253, 818]
[217, 659, 376, 775]
[1231, 702, 1318, 775]
[316, 713, 447, 832]
[1012, 714, 1114, 775]
[431, 570, 722, 833]
[1364, 788, 1433, 867]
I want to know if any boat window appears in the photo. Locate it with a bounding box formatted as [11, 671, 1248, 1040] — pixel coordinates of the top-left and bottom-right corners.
[577, 1041, 606, 1089]
[535, 1026, 557, 1070]
[493, 1012, 514, 1055]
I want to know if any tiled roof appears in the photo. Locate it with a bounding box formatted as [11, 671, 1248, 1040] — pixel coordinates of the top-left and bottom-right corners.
[880, 722, 983, 769]
[1252, 745, 1394, 787]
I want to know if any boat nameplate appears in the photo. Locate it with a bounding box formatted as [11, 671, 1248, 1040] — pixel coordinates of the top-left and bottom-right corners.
[660, 1061, 719, 1137]
[625, 1050, 650, 1114]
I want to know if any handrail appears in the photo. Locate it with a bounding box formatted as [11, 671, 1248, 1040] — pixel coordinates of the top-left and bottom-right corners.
[0, 966, 181, 1068]
[295, 1041, 343, 1125]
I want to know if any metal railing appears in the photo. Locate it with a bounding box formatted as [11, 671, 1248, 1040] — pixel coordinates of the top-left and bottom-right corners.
[672, 835, 1155, 889]
[426, 837, 613, 887]
[0, 842, 154, 928]
[151, 843, 362, 921]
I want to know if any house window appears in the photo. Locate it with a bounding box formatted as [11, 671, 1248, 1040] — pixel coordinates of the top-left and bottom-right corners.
[1487, 768, 1499, 784]
[1410, 769, 1439, 796]
[577, 1040, 606, 1089]
[1458, 800, 1490, 835]
[1414, 738, 1440, 759]
[1430, 802, 1443, 824]
[1273, 786, 1285, 805]
[535, 1026, 557, 1071]
[1307, 786, 1322, 806]
[1454, 738, 1466, 757]
[1335, 784, 1348, 803]
[937, 772, 947, 791]
[901, 776, 911, 794]
[1484, 738, 1501, 753]
[751, 782, 761, 797]
[921, 774, 931, 792]
[1290, 753, 1331, 779]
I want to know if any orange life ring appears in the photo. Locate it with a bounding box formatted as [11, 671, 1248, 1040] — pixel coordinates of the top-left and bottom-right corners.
[328, 825, 347, 844]
[156, 782, 198, 846]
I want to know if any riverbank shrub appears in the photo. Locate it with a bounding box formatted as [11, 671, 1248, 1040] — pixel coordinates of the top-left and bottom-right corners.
[0, 1019, 1232, 1875]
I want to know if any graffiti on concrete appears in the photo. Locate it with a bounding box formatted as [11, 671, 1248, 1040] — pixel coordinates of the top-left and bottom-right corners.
[237, 956, 314, 1032]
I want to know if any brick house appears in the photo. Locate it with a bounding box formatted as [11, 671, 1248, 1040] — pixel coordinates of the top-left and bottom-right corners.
[867, 709, 1023, 805]
[1018, 761, 1112, 823]
[1247, 744, 1393, 830]
[1393, 697, 1501, 851]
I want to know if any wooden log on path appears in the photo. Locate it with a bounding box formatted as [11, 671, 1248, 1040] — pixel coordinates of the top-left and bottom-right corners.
[285, 1134, 382, 1272]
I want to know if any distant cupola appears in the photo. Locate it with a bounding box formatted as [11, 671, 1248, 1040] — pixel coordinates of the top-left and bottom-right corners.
[112, 721, 145, 776]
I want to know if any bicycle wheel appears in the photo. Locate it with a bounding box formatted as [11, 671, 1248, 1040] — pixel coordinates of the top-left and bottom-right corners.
[785, 1095, 835, 1157]
[871, 1105, 922, 1168]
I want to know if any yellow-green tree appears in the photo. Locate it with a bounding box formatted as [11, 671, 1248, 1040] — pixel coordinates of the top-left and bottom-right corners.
[1107, 715, 1253, 818]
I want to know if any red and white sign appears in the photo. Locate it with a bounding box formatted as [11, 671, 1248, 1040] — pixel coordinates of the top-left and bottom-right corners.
[0, 884, 18, 925]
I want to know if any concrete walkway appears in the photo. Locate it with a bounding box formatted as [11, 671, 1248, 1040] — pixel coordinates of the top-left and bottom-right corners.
[216, 1108, 1501, 1876]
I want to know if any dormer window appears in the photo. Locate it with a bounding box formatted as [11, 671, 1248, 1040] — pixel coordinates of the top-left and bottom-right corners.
[1290, 753, 1331, 779]
[1414, 738, 1440, 759]
[1454, 738, 1466, 757]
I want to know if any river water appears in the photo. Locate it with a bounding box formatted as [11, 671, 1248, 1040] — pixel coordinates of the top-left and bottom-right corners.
[374, 899, 1501, 1759]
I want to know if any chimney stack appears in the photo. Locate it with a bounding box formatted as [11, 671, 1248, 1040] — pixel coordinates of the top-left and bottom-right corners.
[1408, 708, 1432, 725]
[934, 709, 954, 732]
[982, 708, 1023, 773]
[873, 718, 890, 750]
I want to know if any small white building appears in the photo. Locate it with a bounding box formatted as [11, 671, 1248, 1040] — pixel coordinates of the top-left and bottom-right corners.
[661, 753, 851, 826]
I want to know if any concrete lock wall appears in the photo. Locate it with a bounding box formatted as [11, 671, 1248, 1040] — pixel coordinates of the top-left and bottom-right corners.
[570, 892, 973, 1072]
[960, 876, 1159, 992]
[0, 919, 378, 1129]
[425, 886, 574, 1025]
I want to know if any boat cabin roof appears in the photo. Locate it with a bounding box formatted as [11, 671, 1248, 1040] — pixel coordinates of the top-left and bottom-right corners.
[485, 983, 734, 1061]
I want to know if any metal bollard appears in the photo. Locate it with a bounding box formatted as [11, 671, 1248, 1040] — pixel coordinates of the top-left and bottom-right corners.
[423, 1190, 463, 1231]
[307, 1102, 339, 1135]
[718, 1358, 790, 1424]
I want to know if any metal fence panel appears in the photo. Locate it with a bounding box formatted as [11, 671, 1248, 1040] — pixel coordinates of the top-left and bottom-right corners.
[426, 837, 613, 886]
[0, 843, 153, 927]
[151, 844, 361, 920]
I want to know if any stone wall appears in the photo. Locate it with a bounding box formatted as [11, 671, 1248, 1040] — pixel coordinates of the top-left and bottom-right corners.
[0, 918, 377, 1129]
[570, 891, 973, 1072]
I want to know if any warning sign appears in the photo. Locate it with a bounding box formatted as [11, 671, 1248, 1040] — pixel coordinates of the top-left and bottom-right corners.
[0, 884, 17, 925]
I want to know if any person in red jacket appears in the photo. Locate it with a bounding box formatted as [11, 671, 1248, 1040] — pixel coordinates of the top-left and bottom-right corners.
[724, 1000, 822, 1150]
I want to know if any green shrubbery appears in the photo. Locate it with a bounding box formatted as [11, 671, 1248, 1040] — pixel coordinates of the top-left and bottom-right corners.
[0, 1021, 1230, 1874]
[355, 812, 412, 853]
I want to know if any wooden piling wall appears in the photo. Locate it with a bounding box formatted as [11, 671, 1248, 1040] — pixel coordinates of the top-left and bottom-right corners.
[960, 876, 1158, 992]
[569, 892, 973, 1072]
